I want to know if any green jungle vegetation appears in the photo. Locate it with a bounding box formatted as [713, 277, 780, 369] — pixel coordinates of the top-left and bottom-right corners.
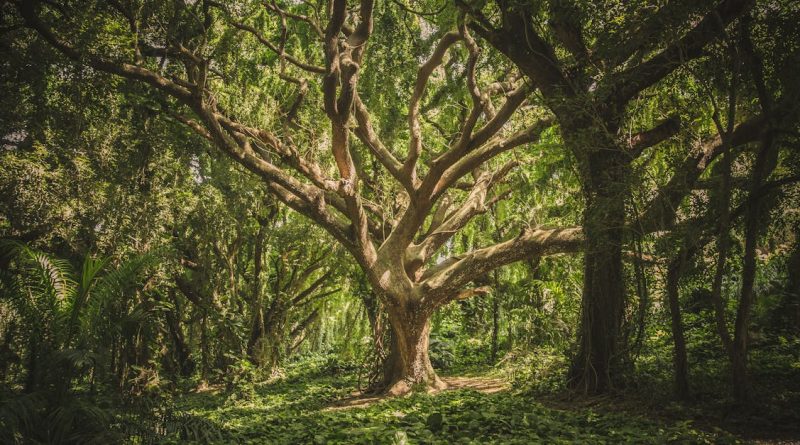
[1, 0, 799, 443]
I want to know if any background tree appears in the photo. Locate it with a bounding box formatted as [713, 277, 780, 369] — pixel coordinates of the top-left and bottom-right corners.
[458, 0, 799, 393]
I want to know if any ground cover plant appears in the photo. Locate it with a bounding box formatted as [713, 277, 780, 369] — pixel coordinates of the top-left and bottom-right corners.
[164, 356, 740, 445]
[1, 0, 799, 443]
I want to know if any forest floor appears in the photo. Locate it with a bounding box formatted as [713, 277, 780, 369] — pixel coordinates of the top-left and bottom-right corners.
[162, 358, 800, 444]
[328, 376, 508, 409]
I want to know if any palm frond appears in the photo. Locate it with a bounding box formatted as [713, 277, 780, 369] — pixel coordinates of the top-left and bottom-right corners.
[63, 255, 112, 347]
[92, 253, 155, 301]
[23, 247, 76, 306]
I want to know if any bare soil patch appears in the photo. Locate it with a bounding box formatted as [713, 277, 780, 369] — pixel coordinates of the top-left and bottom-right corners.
[327, 376, 509, 410]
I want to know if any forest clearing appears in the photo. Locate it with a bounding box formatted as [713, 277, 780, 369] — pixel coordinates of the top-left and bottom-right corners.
[1, 0, 799, 443]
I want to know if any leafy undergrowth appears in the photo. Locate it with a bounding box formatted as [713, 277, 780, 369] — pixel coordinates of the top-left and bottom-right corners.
[155, 359, 738, 444]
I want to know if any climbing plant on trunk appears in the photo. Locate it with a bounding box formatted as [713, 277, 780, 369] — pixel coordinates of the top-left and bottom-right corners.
[456, 0, 789, 392]
[11, 0, 794, 394]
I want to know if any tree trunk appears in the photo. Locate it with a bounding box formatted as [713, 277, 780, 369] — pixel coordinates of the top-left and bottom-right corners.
[247, 314, 264, 365]
[491, 291, 500, 362]
[666, 252, 690, 400]
[382, 303, 446, 395]
[200, 314, 210, 383]
[247, 219, 267, 365]
[165, 309, 194, 377]
[360, 290, 389, 391]
[788, 238, 800, 334]
[732, 129, 775, 402]
[569, 151, 628, 394]
[362, 290, 386, 361]
[732, 182, 759, 403]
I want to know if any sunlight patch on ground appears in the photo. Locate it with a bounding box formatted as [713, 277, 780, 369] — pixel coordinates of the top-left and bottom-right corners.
[328, 376, 509, 410]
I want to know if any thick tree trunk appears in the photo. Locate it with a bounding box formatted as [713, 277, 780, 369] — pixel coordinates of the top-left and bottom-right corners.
[382, 303, 446, 395]
[569, 151, 628, 394]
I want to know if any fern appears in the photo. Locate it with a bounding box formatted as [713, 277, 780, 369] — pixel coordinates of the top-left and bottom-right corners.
[0, 240, 160, 444]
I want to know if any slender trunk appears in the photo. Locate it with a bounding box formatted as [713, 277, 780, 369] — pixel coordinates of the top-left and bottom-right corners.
[489, 213, 503, 361]
[630, 232, 649, 359]
[491, 292, 500, 362]
[247, 221, 267, 364]
[382, 301, 445, 395]
[730, 24, 776, 402]
[732, 132, 774, 402]
[666, 251, 690, 399]
[732, 207, 758, 402]
[528, 258, 542, 345]
[569, 151, 628, 393]
[165, 309, 193, 377]
[788, 239, 800, 334]
[166, 290, 194, 377]
[710, 149, 734, 357]
[200, 314, 210, 382]
[288, 308, 320, 355]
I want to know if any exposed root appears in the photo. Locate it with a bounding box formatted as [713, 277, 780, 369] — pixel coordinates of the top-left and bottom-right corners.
[327, 376, 508, 410]
[384, 375, 448, 396]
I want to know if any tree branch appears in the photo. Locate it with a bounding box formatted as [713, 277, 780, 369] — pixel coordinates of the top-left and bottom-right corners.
[609, 0, 754, 107]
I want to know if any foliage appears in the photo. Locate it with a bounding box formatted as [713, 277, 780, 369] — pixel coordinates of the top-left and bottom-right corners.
[0, 0, 799, 442]
[167, 355, 738, 445]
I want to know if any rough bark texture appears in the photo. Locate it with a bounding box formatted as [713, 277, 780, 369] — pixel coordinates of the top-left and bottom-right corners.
[569, 150, 628, 394]
[382, 302, 446, 395]
[14, 0, 765, 398]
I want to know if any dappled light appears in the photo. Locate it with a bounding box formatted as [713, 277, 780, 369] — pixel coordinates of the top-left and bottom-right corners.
[1, 0, 799, 443]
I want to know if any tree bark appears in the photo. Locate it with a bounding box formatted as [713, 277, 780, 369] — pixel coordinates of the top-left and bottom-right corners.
[732, 131, 775, 402]
[381, 301, 446, 395]
[729, 20, 777, 402]
[362, 290, 386, 361]
[569, 151, 628, 394]
[666, 251, 690, 400]
[246, 220, 267, 364]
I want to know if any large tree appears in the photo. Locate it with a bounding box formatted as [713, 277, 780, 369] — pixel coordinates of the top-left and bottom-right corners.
[8, 0, 794, 394]
[457, 0, 800, 392]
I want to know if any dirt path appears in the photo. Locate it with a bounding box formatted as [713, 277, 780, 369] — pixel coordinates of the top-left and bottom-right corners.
[327, 376, 508, 410]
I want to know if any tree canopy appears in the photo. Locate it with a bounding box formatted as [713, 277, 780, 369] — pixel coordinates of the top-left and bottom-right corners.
[1, 0, 799, 443]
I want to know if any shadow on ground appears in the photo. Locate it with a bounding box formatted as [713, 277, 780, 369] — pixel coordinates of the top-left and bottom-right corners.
[173, 371, 744, 444]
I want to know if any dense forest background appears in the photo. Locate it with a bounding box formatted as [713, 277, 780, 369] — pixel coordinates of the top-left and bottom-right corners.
[1, 0, 799, 443]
